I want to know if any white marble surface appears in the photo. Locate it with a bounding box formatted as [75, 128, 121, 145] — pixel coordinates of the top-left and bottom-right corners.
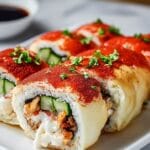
[0, 0, 149, 149]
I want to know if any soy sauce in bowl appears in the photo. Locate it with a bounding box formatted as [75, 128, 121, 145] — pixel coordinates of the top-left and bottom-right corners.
[0, 5, 29, 22]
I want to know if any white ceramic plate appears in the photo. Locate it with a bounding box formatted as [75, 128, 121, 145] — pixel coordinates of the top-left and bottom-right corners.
[0, 1, 150, 150]
[1, 36, 150, 150]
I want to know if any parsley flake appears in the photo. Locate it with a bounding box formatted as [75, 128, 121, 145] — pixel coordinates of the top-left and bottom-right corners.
[63, 29, 72, 37]
[88, 57, 99, 68]
[91, 85, 97, 90]
[94, 49, 119, 66]
[10, 46, 41, 65]
[109, 26, 121, 35]
[134, 33, 142, 39]
[71, 57, 83, 66]
[143, 37, 150, 43]
[98, 28, 105, 35]
[80, 36, 93, 45]
[69, 67, 76, 72]
[95, 18, 103, 24]
[83, 72, 89, 79]
[60, 73, 68, 80]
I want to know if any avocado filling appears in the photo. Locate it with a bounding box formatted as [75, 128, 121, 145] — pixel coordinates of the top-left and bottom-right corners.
[38, 48, 67, 66]
[24, 95, 77, 143]
[0, 77, 15, 96]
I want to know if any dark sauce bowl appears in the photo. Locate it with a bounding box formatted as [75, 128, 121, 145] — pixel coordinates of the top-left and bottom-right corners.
[0, 0, 38, 39]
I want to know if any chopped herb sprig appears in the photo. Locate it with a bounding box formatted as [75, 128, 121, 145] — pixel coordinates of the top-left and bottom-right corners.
[60, 73, 68, 80]
[91, 85, 97, 90]
[134, 33, 142, 39]
[80, 36, 93, 45]
[143, 38, 150, 43]
[83, 72, 89, 79]
[98, 28, 105, 35]
[88, 57, 99, 68]
[94, 49, 119, 66]
[69, 67, 76, 72]
[109, 26, 121, 35]
[63, 29, 72, 37]
[134, 33, 150, 43]
[71, 56, 83, 66]
[95, 18, 103, 24]
[10, 46, 41, 65]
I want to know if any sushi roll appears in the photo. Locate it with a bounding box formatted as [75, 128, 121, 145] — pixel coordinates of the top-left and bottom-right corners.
[12, 65, 108, 149]
[64, 46, 150, 132]
[104, 35, 150, 65]
[0, 47, 48, 125]
[29, 30, 91, 66]
[74, 19, 122, 46]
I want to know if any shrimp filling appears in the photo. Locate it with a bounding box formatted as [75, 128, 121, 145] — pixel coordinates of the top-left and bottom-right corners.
[24, 95, 77, 145]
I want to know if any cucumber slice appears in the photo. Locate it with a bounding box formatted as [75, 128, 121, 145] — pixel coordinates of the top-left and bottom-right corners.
[53, 99, 71, 116]
[0, 78, 4, 95]
[48, 53, 61, 66]
[40, 96, 56, 112]
[38, 48, 51, 62]
[4, 79, 15, 94]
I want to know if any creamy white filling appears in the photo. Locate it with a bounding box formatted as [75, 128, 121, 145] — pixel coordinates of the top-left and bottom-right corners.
[0, 72, 16, 85]
[78, 29, 101, 46]
[30, 39, 68, 56]
[32, 112, 69, 149]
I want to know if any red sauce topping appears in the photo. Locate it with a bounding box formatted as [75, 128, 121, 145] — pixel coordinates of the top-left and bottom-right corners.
[104, 36, 150, 53]
[74, 22, 121, 44]
[40, 30, 90, 56]
[66, 47, 150, 79]
[41, 31, 63, 41]
[0, 48, 48, 82]
[60, 37, 87, 55]
[23, 66, 100, 104]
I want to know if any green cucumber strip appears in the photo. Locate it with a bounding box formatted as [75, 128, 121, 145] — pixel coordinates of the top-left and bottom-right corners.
[40, 96, 56, 112]
[53, 99, 72, 116]
[40, 95, 72, 116]
[4, 79, 15, 94]
[38, 48, 51, 62]
[48, 53, 61, 66]
[0, 78, 4, 95]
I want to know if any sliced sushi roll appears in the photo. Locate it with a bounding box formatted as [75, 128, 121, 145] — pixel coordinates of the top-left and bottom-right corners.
[64, 46, 150, 132]
[0, 47, 48, 125]
[29, 30, 91, 66]
[74, 19, 122, 47]
[12, 65, 108, 150]
[104, 34, 150, 65]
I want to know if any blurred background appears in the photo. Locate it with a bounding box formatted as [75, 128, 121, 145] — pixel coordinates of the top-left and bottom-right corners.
[100, 0, 150, 5]
[0, 0, 150, 48]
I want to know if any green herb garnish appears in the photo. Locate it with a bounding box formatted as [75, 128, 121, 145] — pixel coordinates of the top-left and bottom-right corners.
[34, 55, 41, 65]
[88, 57, 99, 68]
[63, 29, 72, 37]
[69, 67, 76, 72]
[134, 33, 150, 43]
[143, 37, 150, 43]
[71, 57, 83, 66]
[60, 73, 68, 80]
[109, 26, 121, 35]
[134, 33, 142, 39]
[94, 49, 119, 66]
[91, 85, 97, 90]
[95, 18, 103, 24]
[83, 72, 89, 79]
[80, 36, 93, 45]
[10, 46, 41, 65]
[98, 28, 105, 35]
